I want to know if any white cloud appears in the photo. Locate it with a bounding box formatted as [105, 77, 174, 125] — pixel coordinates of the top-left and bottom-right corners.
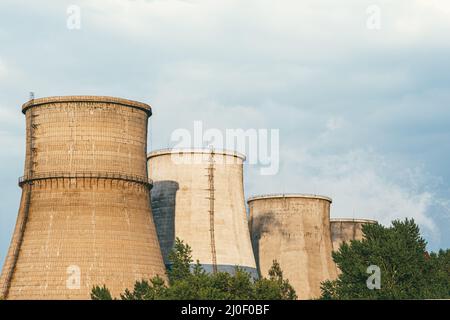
[0, 130, 23, 155]
[0, 107, 21, 125]
[0, 0, 449, 266]
[326, 116, 345, 131]
[248, 147, 443, 244]
[0, 58, 7, 79]
[80, 0, 450, 52]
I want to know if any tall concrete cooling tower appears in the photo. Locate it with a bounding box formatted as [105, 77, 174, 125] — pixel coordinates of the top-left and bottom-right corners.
[148, 148, 257, 277]
[0, 96, 166, 299]
[330, 218, 377, 251]
[248, 194, 338, 300]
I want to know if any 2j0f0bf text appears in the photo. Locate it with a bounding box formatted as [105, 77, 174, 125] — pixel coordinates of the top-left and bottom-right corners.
[225, 304, 269, 317]
[181, 304, 270, 318]
[226, 305, 270, 317]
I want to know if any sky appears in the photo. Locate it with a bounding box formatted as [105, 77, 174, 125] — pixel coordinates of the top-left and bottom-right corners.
[0, 0, 450, 266]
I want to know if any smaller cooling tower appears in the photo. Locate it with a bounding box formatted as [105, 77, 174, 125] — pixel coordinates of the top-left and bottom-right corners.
[248, 194, 338, 300]
[330, 218, 377, 251]
[148, 148, 257, 278]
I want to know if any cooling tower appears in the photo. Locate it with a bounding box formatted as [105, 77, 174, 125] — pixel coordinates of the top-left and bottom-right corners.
[0, 96, 166, 299]
[248, 194, 338, 300]
[330, 218, 377, 251]
[148, 148, 257, 277]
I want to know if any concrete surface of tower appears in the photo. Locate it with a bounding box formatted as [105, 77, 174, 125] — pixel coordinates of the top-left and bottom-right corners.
[330, 218, 378, 251]
[148, 148, 257, 277]
[248, 194, 338, 299]
[0, 96, 166, 299]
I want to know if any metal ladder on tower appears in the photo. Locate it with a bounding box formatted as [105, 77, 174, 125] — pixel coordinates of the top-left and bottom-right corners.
[206, 147, 217, 273]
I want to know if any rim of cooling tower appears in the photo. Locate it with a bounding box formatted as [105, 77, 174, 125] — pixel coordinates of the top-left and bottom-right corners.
[147, 148, 247, 161]
[21, 96, 152, 116]
[18, 172, 153, 189]
[247, 193, 333, 204]
[330, 218, 378, 224]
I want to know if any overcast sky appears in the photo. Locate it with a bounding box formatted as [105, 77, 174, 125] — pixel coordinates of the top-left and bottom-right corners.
[1, 0, 450, 265]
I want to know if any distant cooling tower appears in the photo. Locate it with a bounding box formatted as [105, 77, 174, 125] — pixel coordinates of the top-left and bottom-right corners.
[330, 218, 377, 251]
[248, 194, 338, 300]
[0, 96, 166, 299]
[148, 148, 257, 277]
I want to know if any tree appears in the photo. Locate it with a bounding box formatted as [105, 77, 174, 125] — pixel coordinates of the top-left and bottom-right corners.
[167, 238, 193, 285]
[92, 238, 297, 300]
[254, 261, 297, 300]
[425, 249, 450, 298]
[91, 285, 113, 300]
[120, 277, 167, 300]
[321, 218, 450, 300]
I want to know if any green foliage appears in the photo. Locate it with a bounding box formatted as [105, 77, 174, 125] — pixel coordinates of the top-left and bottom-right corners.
[253, 260, 297, 300]
[91, 238, 297, 300]
[167, 238, 193, 285]
[321, 218, 450, 300]
[120, 277, 167, 300]
[91, 285, 113, 300]
[267, 260, 297, 300]
[425, 249, 450, 298]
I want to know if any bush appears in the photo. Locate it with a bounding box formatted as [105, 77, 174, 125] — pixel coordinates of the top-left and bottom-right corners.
[92, 238, 297, 300]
